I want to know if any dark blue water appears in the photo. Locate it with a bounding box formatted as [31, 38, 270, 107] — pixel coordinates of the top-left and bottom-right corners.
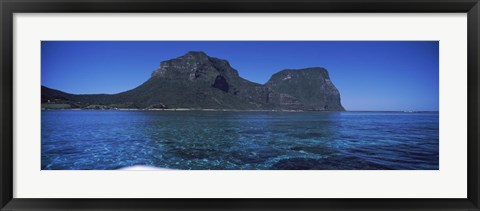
[41, 110, 439, 170]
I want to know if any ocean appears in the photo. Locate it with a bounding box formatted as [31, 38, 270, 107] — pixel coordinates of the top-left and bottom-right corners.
[41, 110, 439, 170]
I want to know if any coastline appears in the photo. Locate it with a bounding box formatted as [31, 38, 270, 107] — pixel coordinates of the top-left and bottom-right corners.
[41, 107, 330, 112]
[40, 107, 439, 113]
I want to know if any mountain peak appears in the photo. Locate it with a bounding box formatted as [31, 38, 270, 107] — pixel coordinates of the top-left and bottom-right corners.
[151, 51, 241, 80]
[151, 52, 210, 78]
[270, 67, 330, 81]
[183, 51, 208, 58]
[175, 51, 211, 63]
[265, 67, 344, 111]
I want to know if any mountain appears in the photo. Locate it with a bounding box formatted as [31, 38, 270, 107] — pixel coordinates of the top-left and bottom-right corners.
[265, 68, 345, 111]
[42, 51, 345, 111]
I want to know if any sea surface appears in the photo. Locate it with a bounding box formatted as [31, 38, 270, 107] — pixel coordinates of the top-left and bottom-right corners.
[41, 110, 439, 170]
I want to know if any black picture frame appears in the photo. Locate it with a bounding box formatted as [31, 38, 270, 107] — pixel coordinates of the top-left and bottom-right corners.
[1, 0, 479, 210]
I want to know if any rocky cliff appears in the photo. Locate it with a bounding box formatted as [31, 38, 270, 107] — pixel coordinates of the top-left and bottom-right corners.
[265, 68, 345, 111]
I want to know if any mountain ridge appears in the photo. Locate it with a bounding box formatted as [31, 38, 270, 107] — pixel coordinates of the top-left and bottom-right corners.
[42, 51, 345, 111]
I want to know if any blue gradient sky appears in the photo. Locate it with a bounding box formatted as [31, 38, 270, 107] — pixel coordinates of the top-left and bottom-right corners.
[41, 41, 439, 111]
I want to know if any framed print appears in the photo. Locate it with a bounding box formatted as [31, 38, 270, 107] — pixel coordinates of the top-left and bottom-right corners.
[1, 0, 479, 210]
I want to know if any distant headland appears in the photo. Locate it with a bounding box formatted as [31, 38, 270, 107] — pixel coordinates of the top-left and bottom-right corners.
[41, 51, 345, 111]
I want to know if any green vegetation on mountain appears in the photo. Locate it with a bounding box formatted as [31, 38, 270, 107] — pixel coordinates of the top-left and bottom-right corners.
[42, 51, 345, 111]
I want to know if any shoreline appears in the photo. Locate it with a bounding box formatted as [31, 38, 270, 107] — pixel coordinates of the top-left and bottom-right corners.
[40, 107, 439, 113]
[41, 107, 334, 112]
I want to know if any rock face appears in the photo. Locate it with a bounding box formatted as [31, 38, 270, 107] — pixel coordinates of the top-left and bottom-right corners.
[265, 68, 345, 111]
[42, 51, 345, 111]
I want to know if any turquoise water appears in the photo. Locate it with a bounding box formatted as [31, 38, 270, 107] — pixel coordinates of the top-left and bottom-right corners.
[41, 110, 439, 170]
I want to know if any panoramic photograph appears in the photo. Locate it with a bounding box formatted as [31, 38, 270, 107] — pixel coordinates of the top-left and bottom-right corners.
[41, 41, 439, 170]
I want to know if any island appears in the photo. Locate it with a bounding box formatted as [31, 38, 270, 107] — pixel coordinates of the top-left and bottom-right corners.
[42, 51, 345, 111]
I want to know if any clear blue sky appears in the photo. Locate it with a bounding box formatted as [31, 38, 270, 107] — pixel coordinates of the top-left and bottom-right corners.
[42, 41, 439, 111]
